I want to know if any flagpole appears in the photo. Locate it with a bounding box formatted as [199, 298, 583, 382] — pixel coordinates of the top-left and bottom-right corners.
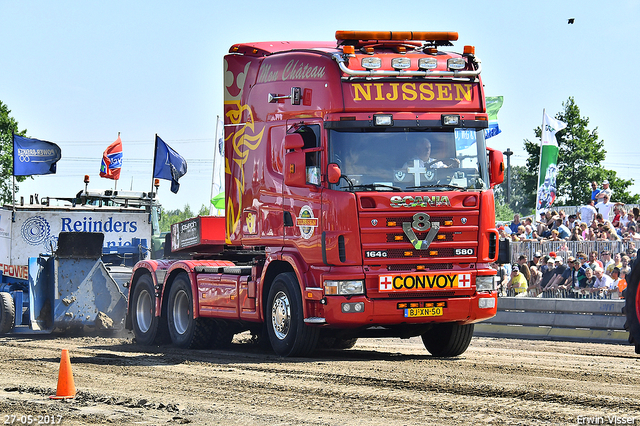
[113, 132, 120, 191]
[151, 133, 158, 200]
[534, 109, 545, 218]
[210, 117, 220, 215]
[11, 132, 16, 220]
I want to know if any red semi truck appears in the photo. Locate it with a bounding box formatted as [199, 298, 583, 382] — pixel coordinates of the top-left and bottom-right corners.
[126, 31, 506, 357]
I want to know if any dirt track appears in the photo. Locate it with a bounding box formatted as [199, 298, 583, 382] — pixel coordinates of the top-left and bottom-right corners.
[1, 332, 640, 425]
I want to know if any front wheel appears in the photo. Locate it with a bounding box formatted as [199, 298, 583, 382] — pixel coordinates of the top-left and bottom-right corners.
[266, 272, 319, 357]
[0, 292, 16, 335]
[130, 274, 168, 345]
[421, 323, 474, 357]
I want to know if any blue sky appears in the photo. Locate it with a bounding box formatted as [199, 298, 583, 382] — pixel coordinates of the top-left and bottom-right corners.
[2, 1, 639, 211]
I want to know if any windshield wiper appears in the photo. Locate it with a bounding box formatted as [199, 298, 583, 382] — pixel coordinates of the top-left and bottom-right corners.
[407, 184, 467, 191]
[346, 183, 402, 192]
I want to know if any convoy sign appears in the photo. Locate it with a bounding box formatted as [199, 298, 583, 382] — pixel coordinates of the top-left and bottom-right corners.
[379, 273, 472, 292]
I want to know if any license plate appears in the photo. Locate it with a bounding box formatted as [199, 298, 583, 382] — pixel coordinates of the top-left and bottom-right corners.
[404, 307, 443, 317]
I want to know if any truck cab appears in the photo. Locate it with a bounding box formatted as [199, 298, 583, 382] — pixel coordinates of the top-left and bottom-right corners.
[127, 31, 504, 357]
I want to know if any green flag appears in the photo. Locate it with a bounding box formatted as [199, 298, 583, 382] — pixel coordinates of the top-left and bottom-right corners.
[535, 110, 567, 214]
[211, 192, 225, 209]
[485, 96, 503, 139]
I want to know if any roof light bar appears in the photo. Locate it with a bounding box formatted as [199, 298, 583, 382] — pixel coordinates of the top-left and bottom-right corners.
[336, 31, 458, 42]
[333, 53, 481, 79]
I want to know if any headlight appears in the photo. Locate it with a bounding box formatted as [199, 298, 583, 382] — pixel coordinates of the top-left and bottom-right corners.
[361, 57, 381, 69]
[447, 57, 466, 70]
[478, 297, 496, 309]
[475, 276, 495, 291]
[391, 57, 411, 69]
[418, 57, 438, 70]
[324, 280, 364, 296]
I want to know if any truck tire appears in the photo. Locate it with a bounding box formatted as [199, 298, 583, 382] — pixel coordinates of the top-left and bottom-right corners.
[0, 292, 16, 335]
[624, 272, 640, 353]
[131, 274, 168, 346]
[421, 323, 474, 357]
[319, 337, 359, 350]
[167, 273, 215, 349]
[331, 337, 358, 350]
[211, 320, 235, 349]
[266, 272, 319, 357]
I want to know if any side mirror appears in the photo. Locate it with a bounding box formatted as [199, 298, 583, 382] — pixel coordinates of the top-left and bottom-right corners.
[284, 133, 304, 150]
[487, 148, 505, 187]
[327, 163, 341, 184]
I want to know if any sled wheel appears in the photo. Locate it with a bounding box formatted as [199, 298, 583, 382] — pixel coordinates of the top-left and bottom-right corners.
[0, 292, 16, 335]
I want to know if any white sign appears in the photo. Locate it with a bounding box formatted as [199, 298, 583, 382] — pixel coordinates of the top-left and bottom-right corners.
[0, 210, 11, 265]
[3, 207, 152, 267]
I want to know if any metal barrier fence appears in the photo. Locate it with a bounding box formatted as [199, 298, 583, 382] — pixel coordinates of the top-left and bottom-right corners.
[500, 288, 623, 300]
[509, 240, 632, 264]
[474, 296, 629, 344]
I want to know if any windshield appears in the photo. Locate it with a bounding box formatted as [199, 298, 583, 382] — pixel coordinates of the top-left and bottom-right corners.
[328, 128, 489, 192]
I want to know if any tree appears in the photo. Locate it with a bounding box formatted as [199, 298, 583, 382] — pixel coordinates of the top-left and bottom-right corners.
[520, 97, 638, 210]
[494, 165, 532, 217]
[0, 100, 28, 204]
[158, 204, 210, 232]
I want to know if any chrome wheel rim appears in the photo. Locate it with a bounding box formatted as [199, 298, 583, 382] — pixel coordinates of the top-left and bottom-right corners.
[173, 289, 191, 335]
[271, 291, 291, 340]
[135, 289, 152, 333]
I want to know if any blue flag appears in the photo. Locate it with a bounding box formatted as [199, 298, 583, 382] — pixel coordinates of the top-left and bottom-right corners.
[13, 134, 62, 176]
[153, 135, 187, 193]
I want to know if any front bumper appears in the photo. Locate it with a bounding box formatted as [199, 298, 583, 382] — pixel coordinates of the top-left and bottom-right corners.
[315, 291, 497, 328]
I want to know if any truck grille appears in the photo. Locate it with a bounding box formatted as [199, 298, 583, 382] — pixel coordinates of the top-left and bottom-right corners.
[386, 232, 453, 243]
[361, 210, 478, 265]
[387, 263, 453, 272]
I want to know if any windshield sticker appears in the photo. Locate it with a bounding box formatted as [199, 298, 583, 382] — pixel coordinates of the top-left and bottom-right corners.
[454, 128, 476, 151]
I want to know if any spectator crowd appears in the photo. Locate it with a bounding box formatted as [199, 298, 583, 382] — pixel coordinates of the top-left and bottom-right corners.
[498, 181, 640, 244]
[494, 180, 639, 298]
[496, 249, 635, 299]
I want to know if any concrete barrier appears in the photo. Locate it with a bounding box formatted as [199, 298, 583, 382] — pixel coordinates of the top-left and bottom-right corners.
[474, 297, 630, 344]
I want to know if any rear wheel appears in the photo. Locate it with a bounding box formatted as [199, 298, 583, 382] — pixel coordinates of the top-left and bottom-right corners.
[0, 292, 15, 335]
[624, 272, 640, 353]
[319, 336, 358, 350]
[211, 320, 235, 349]
[167, 274, 215, 349]
[421, 323, 474, 357]
[266, 272, 319, 357]
[331, 337, 358, 350]
[131, 274, 168, 346]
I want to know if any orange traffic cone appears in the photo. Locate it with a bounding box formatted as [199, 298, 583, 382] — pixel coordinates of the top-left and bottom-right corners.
[49, 349, 76, 399]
